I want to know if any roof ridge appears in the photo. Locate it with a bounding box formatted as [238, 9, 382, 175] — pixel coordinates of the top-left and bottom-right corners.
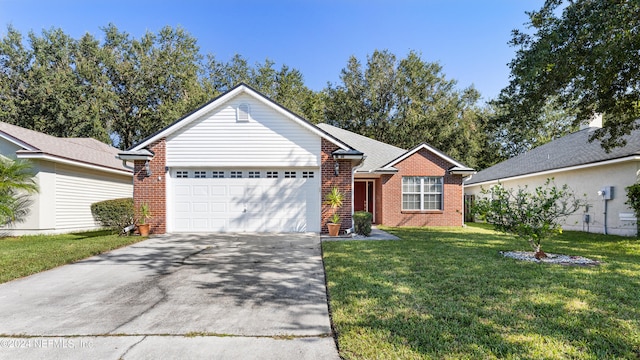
[317, 123, 407, 152]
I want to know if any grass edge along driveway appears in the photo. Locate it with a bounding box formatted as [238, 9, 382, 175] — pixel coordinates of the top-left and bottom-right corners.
[0, 230, 145, 284]
[323, 224, 640, 359]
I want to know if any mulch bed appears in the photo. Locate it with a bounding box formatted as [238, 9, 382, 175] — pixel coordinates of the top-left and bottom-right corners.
[500, 251, 601, 266]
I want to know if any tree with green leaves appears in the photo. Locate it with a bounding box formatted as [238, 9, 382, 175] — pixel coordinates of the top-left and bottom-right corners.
[472, 179, 586, 258]
[323, 50, 488, 168]
[498, 0, 640, 151]
[0, 158, 38, 226]
[488, 97, 578, 159]
[625, 183, 640, 237]
[101, 24, 207, 149]
[203, 55, 321, 123]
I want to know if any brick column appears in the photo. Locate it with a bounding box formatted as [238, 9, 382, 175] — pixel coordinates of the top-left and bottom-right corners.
[133, 139, 167, 234]
[321, 138, 353, 234]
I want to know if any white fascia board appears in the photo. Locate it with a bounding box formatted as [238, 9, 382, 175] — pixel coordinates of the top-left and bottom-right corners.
[131, 84, 351, 152]
[0, 132, 36, 151]
[383, 143, 467, 169]
[16, 153, 132, 176]
[464, 155, 640, 188]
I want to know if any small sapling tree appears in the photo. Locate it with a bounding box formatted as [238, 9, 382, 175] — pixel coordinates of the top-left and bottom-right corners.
[625, 183, 640, 237]
[472, 178, 586, 258]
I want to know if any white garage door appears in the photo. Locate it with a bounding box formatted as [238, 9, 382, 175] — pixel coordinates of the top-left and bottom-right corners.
[170, 169, 320, 233]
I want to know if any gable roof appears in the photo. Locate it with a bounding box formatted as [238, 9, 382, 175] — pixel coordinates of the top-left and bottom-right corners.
[0, 121, 131, 175]
[316, 123, 406, 172]
[317, 123, 474, 174]
[381, 143, 475, 174]
[126, 83, 354, 153]
[466, 127, 640, 186]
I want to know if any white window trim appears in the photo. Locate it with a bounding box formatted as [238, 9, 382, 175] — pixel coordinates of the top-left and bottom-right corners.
[402, 176, 444, 211]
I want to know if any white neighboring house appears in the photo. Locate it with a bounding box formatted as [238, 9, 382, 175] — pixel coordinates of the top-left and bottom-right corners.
[0, 122, 133, 235]
[464, 118, 640, 237]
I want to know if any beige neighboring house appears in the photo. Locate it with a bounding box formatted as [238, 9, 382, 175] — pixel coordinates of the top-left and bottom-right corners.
[465, 118, 640, 237]
[0, 122, 133, 235]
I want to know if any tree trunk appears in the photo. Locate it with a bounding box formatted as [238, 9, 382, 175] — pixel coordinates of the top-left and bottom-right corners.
[534, 243, 547, 259]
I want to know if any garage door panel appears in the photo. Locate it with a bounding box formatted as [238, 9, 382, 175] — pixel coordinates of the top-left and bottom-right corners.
[210, 202, 226, 212]
[174, 202, 190, 213]
[175, 185, 191, 196]
[192, 202, 208, 212]
[192, 185, 209, 196]
[210, 186, 226, 196]
[171, 169, 320, 233]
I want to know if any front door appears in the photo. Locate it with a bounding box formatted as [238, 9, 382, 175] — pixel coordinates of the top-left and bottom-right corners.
[354, 181, 375, 222]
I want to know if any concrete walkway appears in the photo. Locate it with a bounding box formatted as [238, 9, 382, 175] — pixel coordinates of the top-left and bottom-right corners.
[0, 233, 339, 360]
[321, 226, 400, 241]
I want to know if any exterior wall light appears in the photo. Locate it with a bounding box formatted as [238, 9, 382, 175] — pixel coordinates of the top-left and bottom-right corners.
[144, 160, 152, 177]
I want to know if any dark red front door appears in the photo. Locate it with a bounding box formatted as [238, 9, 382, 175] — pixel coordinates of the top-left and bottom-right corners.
[354, 182, 367, 212]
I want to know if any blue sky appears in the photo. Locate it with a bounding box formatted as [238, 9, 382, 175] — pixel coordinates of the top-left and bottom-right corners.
[0, 0, 541, 102]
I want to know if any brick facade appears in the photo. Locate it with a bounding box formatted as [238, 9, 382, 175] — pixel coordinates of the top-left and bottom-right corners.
[133, 139, 167, 235]
[379, 148, 464, 227]
[321, 138, 353, 234]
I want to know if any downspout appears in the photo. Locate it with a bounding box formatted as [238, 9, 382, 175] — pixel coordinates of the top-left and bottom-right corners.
[351, 156, 366, 232]
[603, 197, 608, 235]
[121, 160, 134, 171]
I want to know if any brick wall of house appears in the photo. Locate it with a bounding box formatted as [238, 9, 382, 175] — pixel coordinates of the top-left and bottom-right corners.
[133, 139, 167, 234]
[321, 138, 353, 234]
[380, 148, 464, 227]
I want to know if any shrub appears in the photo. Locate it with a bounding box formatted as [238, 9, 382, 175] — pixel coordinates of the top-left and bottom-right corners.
[91, 198, 134, 231]
[472, 178, 585, 258]
[625, 183, 640, 237]
[354, 211, 373, 236]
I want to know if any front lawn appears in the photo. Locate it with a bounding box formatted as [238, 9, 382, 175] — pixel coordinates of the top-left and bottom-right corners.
[322, 224, 640, 359]
[0, 230, 145, 284]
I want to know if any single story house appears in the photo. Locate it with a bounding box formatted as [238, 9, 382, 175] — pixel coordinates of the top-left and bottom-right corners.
[464, 117, 640, 237]
[0, 121, 133, 235]
[118, 84, 474, 234]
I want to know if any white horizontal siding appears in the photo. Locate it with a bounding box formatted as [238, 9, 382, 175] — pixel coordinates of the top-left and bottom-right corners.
[55, 164, 133, 230]
[166, 94, 320, 167]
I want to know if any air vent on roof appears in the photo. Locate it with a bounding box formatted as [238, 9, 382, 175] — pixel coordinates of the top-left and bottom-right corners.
[237, 103, 250, 122]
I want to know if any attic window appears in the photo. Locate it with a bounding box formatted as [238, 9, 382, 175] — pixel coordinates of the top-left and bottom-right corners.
[237, 103, 250, 122]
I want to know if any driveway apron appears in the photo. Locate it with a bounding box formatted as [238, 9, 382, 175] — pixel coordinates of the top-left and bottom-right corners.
[0, 233, 338, 359]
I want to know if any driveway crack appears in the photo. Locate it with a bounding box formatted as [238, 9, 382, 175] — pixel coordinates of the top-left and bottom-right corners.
[117, 335, 147, 359]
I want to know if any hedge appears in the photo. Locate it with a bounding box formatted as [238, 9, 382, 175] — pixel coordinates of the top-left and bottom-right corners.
[353, 211, 373, 236]
[90, 198, 134, 232]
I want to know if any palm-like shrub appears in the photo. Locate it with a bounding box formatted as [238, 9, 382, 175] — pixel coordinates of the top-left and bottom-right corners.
[0, 158, 38, 226]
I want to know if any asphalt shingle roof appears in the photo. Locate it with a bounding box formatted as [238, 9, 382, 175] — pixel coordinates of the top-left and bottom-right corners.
[466, 127, 640, 185]
[0, 121, 131, 173]
[317, 123, 407, 172]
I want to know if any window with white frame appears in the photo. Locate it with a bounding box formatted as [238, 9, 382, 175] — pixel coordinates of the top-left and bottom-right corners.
[248, 171, 261, 178]
[302, 171, 314, 178]
[402, 176, 443, 210]
[284, 171, 296, 178]
[211, 171, 224, 178]
[230, 171, 243, 178]
[176, 171, 189, 178]
[194, 171, 207, 178]
[266, 171, 279, 178]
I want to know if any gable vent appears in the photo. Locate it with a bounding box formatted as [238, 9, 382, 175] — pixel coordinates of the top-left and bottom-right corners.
[237, 103, 250, 122]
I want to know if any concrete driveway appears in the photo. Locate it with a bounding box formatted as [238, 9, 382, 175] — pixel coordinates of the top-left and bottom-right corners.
[0, 233, 338, 359]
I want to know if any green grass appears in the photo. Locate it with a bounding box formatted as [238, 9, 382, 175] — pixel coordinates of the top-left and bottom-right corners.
[323, 224, 640, 359]
[0, 230, 145, 284]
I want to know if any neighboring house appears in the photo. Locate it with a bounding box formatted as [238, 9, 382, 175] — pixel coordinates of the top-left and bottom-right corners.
[119, 84, 474, 234]
[0, 122, 133, 235]
[464, 117, 640, 236]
